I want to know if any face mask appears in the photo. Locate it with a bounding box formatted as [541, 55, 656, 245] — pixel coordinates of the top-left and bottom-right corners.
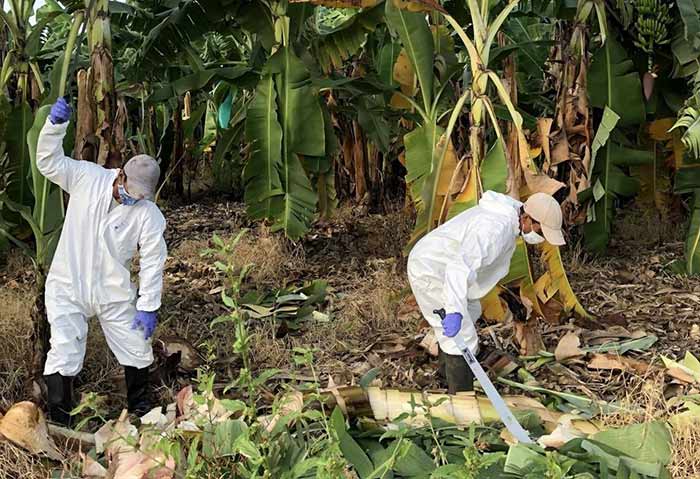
[522, 230, 545, 245]
[118, 184, 139, 206]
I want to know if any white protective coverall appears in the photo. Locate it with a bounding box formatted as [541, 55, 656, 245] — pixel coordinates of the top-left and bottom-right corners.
[38, 118, 168, 377]
[407, 191, 522, 355]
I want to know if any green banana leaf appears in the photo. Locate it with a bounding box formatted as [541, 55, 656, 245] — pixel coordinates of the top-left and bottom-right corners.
[25, 105, 65, 268]
[676, 0, 700, 45]
[213, 125, 243, 193]
[149, 66, 252, 103]
[584, 139, 654, 253]
[376, 41, 401, 89]
[446, 140, 508, 220]
[670, 106, 700, 159]
[244, 75, 284, 222]
[685, 190, 700, 275]
[405, 123, 444, 241]
[357, 97, 392, 154]
[384, 0, 434, 111]
[313, 3, 385, 73]
[5, 102, 33, 207]
[268, 46, 324, 239]
[481, 140, 508, 194]
[588, 34, 645, 126]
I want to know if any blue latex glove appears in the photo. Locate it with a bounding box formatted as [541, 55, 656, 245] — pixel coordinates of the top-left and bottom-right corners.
[49, 97, 72, 124]
[131, 310, 157, 340]
[441, 312, 463, 338]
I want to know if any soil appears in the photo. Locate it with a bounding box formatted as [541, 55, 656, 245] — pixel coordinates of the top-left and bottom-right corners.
[1, 198, 699, 418]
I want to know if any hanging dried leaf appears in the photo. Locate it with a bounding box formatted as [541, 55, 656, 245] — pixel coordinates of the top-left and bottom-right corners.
[537, 118, 554, 168]
[522, 169, 566, 196]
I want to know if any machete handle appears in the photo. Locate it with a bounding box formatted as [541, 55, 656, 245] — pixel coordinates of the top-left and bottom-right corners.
[433, 308, 446, 320]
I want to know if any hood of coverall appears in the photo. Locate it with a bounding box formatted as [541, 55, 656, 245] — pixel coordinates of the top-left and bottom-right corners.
[478, 191, 523, 219]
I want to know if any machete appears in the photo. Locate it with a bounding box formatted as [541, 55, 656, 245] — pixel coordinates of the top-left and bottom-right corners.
[434, 308, 533, 444]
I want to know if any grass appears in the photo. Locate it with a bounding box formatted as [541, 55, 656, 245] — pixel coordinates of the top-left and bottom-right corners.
[0, 288, 34, 410]
[0, 442, 52, 479]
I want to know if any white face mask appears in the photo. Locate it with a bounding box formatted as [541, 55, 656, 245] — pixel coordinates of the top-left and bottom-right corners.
[522, 230, 545, 245]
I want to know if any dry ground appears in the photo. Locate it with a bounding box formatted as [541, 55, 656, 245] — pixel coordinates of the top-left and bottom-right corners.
[1, 199, 700, 476]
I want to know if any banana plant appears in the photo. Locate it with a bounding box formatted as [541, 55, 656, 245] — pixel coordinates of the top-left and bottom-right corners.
[242, 9, 332, 240]
[0, 0, 66, 213]
[0, 0, 65, 101]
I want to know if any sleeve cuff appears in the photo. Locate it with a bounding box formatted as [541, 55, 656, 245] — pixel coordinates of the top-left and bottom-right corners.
[136, 295, 161, 312]
[43, 116, 69, 133]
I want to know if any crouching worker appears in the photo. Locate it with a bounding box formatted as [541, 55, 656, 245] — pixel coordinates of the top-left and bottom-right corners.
[407, 191, 565, 394]
[38, 98, 167, 425]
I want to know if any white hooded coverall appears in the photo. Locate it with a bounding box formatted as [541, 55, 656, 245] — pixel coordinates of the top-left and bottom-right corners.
[38, 118, 168, 377]
[407, 191, 522, 355]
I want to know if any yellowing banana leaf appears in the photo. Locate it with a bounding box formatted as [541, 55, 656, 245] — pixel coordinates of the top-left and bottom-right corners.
[390, 49, 416, 109]
[648, 118, 675, 141]
[385, 0, 434, 112]
[634, 145, 671, 215]
[406, 127, 463, 245]
[392, 0, 446, 14]
[540, 243, 590, 318]
[480, 286, 509, 322]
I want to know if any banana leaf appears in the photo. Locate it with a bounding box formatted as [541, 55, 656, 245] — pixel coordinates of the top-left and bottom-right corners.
[357, 97, 392, 154]
[268, 46, 324, 239]
[244, 75, 284, 222]
[405, 123, 447, 242]
[685, 190, 700, 275]
[376, 41, 401, 88]
[5, 102, 33, 207]
[541, 243, 590, 318]
[583, 108, 653, 253]
[312, 3, 385, 73]
[676, 0, 700, 45]
[584, 140, 654, 253]
[384, 0, 434, 111]
[588, 34, 645, 126]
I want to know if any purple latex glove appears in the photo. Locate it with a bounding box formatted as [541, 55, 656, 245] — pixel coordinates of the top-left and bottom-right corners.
[131, 310, 157, 340]
[49, 97, 72, 124]
[441, 312, 463, 338]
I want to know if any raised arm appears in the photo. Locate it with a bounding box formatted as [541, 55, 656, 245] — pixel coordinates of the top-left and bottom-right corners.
[36, 98, 84, 193]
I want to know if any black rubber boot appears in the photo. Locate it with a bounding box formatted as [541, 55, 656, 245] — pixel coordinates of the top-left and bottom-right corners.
[124, 366, 152, 415]
[440, 349, 474, 394]
[44, 373, 75, 426]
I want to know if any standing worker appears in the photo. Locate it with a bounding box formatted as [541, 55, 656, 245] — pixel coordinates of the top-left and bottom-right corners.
[38, 98, 167, 425]
[407, 191, 565, 394]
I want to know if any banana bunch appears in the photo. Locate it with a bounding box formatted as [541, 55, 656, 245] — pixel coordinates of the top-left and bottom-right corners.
[633, 0, 672, 69]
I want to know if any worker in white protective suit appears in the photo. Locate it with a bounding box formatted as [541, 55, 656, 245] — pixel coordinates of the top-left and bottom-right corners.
[407, 190, 565, 394]
[38, 98, 167, 425]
